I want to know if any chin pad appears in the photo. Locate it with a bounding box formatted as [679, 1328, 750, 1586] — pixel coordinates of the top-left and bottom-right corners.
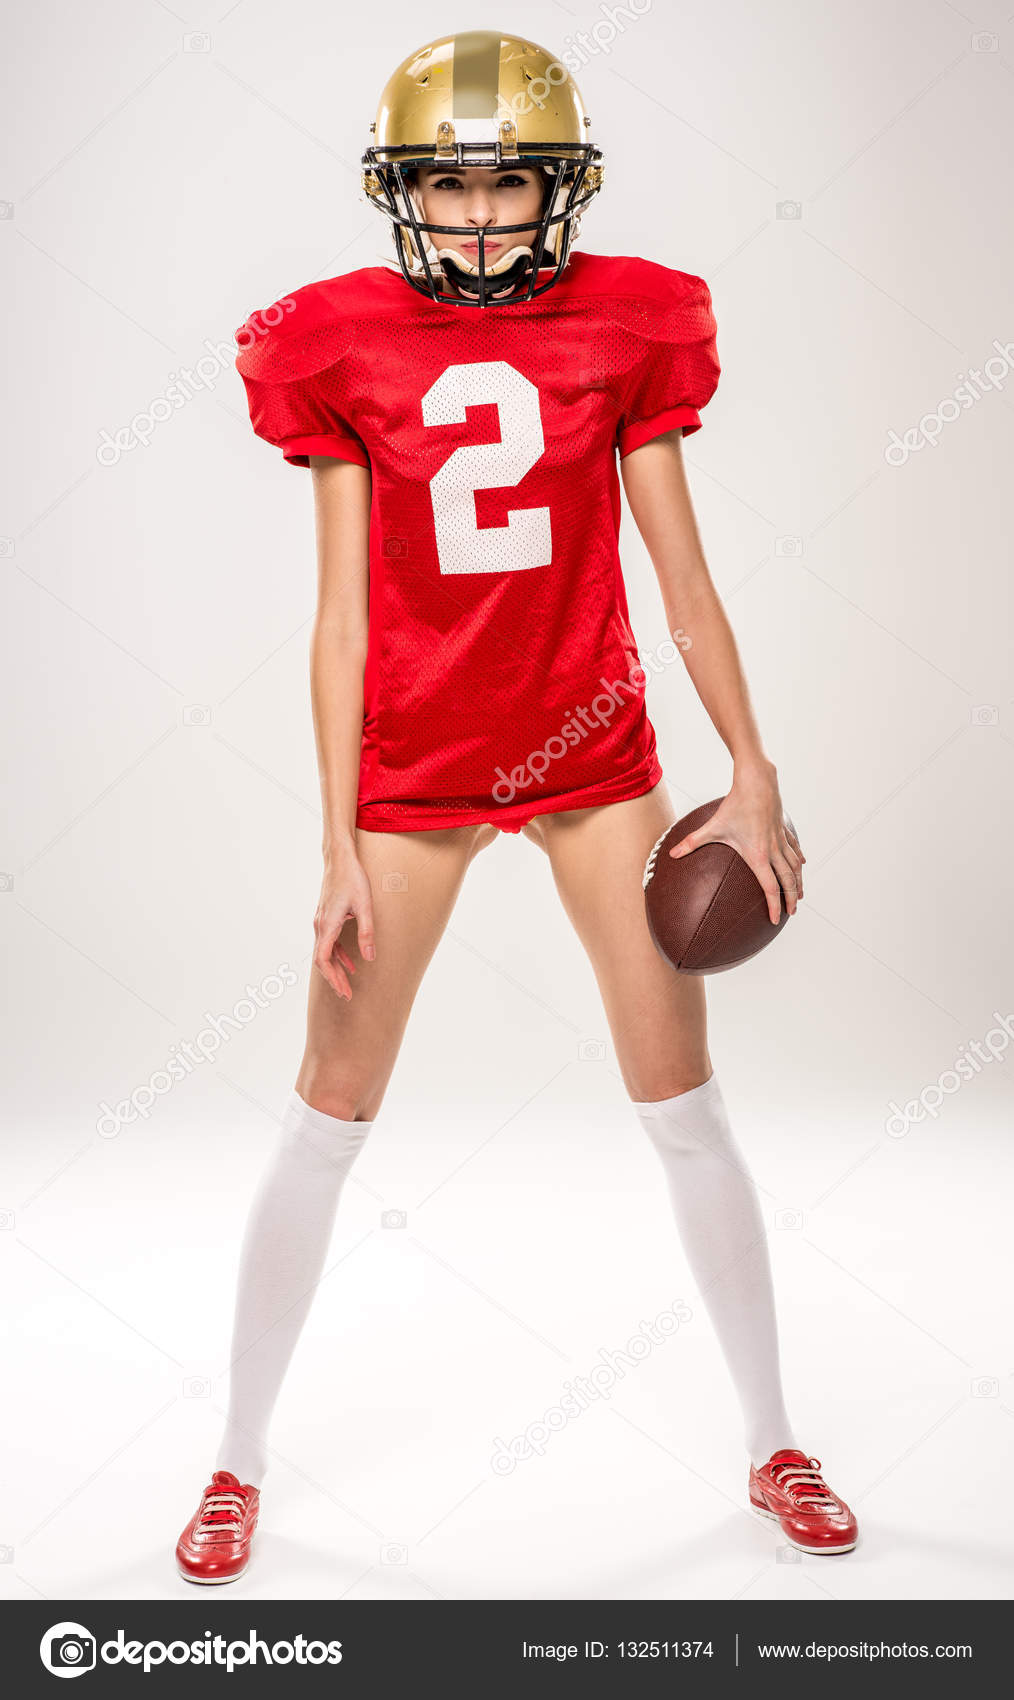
[435, 245, 534, 297]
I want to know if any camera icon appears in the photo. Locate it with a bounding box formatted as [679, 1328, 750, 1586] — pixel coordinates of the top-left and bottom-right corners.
[774, 1208, 803, 1231]
[970, 704, 998, 726]
[971, 31, 998, 52]
[380, 1542, 408, 1564]
[182, 704, 211, 727]
[775, 535, 803, 557]
[577, 363, 612, 393]
[0, 202, 13, 221]
[183, 31, 211, 52]
[381, 1208, 407, 1229]
[381, 871, 408, 892]
[383, 537, 407, 557]
[0, 873, 13, 892]
[183, 1376, 211, 1398]
[971, 1376, 999, 1398]
[775, 1543, 801, 1564]
[776, 200, 802, 220]
[41, 1625, 96, 1673]
[578, 1039, 606, 1061]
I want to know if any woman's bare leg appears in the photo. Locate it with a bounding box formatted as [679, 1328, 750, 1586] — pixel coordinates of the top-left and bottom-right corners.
[296, 822, 499, 1118]
[524, 784, 709, 1098]
[531, 785, 797, 1465]
[217, 822, 497, 1484]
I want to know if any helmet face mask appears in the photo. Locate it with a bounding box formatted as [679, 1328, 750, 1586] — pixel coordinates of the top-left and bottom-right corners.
[380, 156, 595, 306]
[362, 33, 603, 307]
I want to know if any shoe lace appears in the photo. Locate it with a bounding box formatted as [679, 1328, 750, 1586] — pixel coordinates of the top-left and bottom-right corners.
[196, 1487, 247, 1541]
[771, 1455, 839, 1510]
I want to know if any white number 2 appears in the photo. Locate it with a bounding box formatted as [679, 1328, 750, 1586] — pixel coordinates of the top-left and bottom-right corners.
[421, 360, 552, 575]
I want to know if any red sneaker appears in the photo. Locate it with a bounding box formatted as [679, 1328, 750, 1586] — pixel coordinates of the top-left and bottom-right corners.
[176, 1469, 260, 1584]
[749, 1448, 858, 1554]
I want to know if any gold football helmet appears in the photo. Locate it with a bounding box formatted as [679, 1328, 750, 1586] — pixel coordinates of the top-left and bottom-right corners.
[361, 31, 603, 306]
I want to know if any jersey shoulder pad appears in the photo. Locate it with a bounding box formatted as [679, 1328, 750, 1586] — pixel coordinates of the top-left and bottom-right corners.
[568, 251, 712, 317]
[234, 267, 395, 383]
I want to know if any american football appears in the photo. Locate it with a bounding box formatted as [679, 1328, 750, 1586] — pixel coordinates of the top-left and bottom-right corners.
[643, 798, 795, 975]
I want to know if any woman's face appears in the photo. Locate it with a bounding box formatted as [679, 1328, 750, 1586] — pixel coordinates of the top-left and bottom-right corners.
[413, 165, 545, 275]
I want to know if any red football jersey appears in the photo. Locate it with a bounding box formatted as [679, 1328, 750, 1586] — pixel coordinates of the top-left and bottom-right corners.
[235, 252, 720, 834]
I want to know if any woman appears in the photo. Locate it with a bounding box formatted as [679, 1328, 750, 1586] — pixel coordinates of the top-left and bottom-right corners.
[175, 29, 857, 1585]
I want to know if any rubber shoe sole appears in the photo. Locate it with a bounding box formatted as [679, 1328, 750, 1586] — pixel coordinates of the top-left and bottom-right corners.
[750, 1498, 858, 1555]
[177, 1562, 249, 1584]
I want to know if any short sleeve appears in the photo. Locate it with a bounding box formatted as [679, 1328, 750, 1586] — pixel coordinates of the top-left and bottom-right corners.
[615, 274, 720, 458]
[234, 306, 370, 470]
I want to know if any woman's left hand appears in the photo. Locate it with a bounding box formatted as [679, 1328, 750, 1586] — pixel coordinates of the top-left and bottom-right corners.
[668, 762, 805, 923]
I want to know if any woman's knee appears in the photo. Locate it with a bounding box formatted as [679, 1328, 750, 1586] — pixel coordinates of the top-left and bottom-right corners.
[294, 1061, 382, 1123]
[627, 1067, 713, 1106]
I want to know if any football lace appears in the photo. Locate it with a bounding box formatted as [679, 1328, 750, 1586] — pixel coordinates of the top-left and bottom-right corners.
[642, 827, 671, 891]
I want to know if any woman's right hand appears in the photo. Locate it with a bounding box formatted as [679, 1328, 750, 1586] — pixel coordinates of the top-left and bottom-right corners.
[313, 840, 376, 1000]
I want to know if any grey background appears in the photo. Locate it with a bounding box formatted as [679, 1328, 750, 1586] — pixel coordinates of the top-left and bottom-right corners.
[4, 0, 1012, 1600]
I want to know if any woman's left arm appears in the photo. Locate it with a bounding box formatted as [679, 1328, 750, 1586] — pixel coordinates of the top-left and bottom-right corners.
[621, 428, 805, 923]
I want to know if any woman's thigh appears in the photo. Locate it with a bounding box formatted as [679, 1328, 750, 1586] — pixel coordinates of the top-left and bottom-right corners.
[296, 822, 496, 1120]
[535, 782, 712, 1103]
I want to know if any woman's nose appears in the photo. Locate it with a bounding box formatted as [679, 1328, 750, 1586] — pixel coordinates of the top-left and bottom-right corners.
[463, 195, 495, 226]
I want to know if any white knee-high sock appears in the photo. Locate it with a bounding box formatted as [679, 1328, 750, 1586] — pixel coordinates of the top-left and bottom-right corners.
[214, 1089, 373, 1487]
[633, 1073, 797, 1469]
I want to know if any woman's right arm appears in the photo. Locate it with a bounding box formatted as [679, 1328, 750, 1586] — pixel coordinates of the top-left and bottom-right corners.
[307, 455, 375, 999]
